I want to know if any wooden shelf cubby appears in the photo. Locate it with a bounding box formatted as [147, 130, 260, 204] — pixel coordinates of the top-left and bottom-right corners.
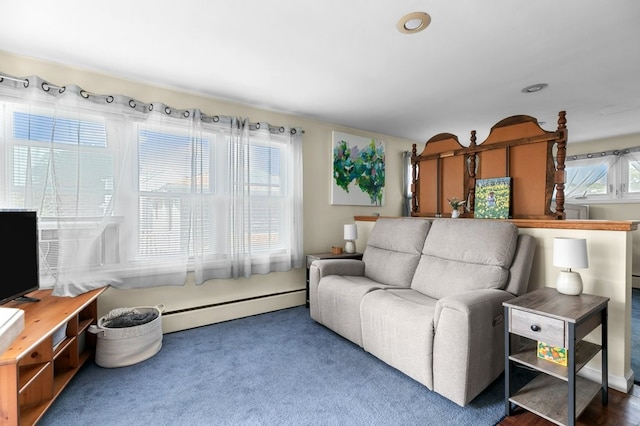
[0, 287, 105, 426]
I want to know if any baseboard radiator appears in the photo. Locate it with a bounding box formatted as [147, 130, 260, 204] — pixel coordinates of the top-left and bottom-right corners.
[160, 289, 306, 334]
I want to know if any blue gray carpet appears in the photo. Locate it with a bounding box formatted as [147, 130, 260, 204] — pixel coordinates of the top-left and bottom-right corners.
[40, 306, 534, 425]
[633, 288, 640, 385]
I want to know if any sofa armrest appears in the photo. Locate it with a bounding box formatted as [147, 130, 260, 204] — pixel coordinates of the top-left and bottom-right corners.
[311, 259, 365, 279]
[433, 288, 512, 330]
[432, 289, 514, 406]
[308, 259, 365, 320]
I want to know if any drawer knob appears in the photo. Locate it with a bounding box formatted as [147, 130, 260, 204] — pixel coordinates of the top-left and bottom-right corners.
[530, 325, 541, 332]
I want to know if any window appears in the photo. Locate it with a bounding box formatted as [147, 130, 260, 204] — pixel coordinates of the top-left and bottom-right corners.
[137, 127, 212, 258]
[135, 126, 291, 262]
[1, 91, 302, 293]
[244, 142, 286, 253]
[4, 107, 120, 279]
[621, 154, 640, 197]
[563, 148, 640, 203]
[10, 110, 113, 216]
[563, 156, 616, 201]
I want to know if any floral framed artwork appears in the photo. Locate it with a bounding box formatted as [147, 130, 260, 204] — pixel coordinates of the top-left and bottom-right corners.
[331, 131, 385, 206]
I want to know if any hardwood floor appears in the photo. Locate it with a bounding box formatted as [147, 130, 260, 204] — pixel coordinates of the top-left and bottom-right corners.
[498, 384, 640, 425]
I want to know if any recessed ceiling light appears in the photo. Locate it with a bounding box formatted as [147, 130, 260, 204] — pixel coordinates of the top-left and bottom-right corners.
[397, 12, 431, 34]
[521, 83, 548, 94]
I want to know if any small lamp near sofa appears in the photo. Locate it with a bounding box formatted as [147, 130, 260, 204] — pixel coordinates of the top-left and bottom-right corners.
[553, 237, 589, 295]
[344, 224, 358, 254]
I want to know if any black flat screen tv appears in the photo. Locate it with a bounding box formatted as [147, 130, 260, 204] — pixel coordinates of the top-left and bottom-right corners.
[0, 210, 40, 305]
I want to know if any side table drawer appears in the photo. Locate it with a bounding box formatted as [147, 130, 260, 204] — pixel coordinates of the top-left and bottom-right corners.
[510, 309, 565, 348]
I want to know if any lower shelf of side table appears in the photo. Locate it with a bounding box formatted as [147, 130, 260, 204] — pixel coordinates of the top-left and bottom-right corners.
[510, 374, 601, 426]
[509, 341, 601, 381]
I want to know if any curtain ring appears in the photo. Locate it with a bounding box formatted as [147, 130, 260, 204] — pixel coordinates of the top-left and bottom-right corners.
[58, 86, 66, 94]
[279, 127, 285, 133]
[213, 116, 219, 122]
[106, 95, 114, 103]
[165, 106, 171, 115]
[290, 129, 297, 135]
[129, 100, 136, 108]
[148, 104, 154, 111]
[183, 111, 190, 118]
[23, 79, 29, 88]
[255, 123, 261, 129]
[80, 90, 89, 99]
[41, 82, 50, 92]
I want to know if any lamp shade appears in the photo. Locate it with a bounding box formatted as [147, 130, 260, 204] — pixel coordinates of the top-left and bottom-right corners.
[553, 237, 588, 270]
[344, 224, 358, 241]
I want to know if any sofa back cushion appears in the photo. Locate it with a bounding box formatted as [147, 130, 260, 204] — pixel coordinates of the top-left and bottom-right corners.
[363, 218, 431, 287]
[410, 219, 518, 299]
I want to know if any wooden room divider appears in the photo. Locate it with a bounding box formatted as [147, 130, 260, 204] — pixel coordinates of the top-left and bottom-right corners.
[411, 111, 567, 220]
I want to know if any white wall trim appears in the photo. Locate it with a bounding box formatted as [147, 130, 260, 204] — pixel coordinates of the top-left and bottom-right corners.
[579, 364, 633, 393]
[161, 290, 305, 334]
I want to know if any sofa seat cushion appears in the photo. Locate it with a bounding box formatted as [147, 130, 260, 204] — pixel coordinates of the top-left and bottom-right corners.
[360, 289, 438, 389]
[317, 275, 395, 346]
[411, 220, 519, 299]
[362, 218, 430, 287]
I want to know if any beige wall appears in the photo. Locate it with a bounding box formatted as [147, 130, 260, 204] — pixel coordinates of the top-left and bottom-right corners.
[568, 133, 640, 155]
[0, 50, 416, 329]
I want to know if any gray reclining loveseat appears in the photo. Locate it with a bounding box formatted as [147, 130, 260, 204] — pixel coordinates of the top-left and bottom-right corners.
[309, 218, 536, 406]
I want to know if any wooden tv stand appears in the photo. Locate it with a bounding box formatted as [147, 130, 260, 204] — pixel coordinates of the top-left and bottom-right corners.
[0, 287, 105, 425]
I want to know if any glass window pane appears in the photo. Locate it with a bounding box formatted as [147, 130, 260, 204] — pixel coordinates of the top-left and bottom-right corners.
[138, 129, 210, 192]
[249, 144, 281, 196]
[627, 160, 640, 193]
[565, 163, 609, 197]
[139, 195, 188, 256]
[13, 112, 107, 147]
[11, 119, 112, 217]
[137, 128, 213, 257]
[249, 198, 284, 251]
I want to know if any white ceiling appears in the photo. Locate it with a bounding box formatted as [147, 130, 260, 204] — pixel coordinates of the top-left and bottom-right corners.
[1, 0, 640, 144]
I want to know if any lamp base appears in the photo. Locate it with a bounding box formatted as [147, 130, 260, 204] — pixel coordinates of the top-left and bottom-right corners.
[556, 271, 583, 295]
[344, 240, 356, 254]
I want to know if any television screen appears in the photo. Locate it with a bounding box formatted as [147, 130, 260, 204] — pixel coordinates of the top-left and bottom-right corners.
[0, 210, 40, 305]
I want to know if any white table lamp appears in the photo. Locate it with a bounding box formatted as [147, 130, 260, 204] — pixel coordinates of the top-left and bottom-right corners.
[553, 237, 589, 296]
[344, 224, 358, 254]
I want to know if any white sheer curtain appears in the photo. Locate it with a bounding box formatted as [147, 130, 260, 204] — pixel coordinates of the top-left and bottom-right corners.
[563, 153, 620, 199]
[0, 77, 132, 296]
[0, 73, 304, 296]
[251, 123, 304, 274]
[227, 117, 251, 278]
[402, 151, 412, 216]
[623, 149, 640, 190]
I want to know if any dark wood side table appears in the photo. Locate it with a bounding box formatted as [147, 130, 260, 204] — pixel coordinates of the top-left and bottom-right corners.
[305, 252, 363, 307]
[503, 287, 609, 426]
